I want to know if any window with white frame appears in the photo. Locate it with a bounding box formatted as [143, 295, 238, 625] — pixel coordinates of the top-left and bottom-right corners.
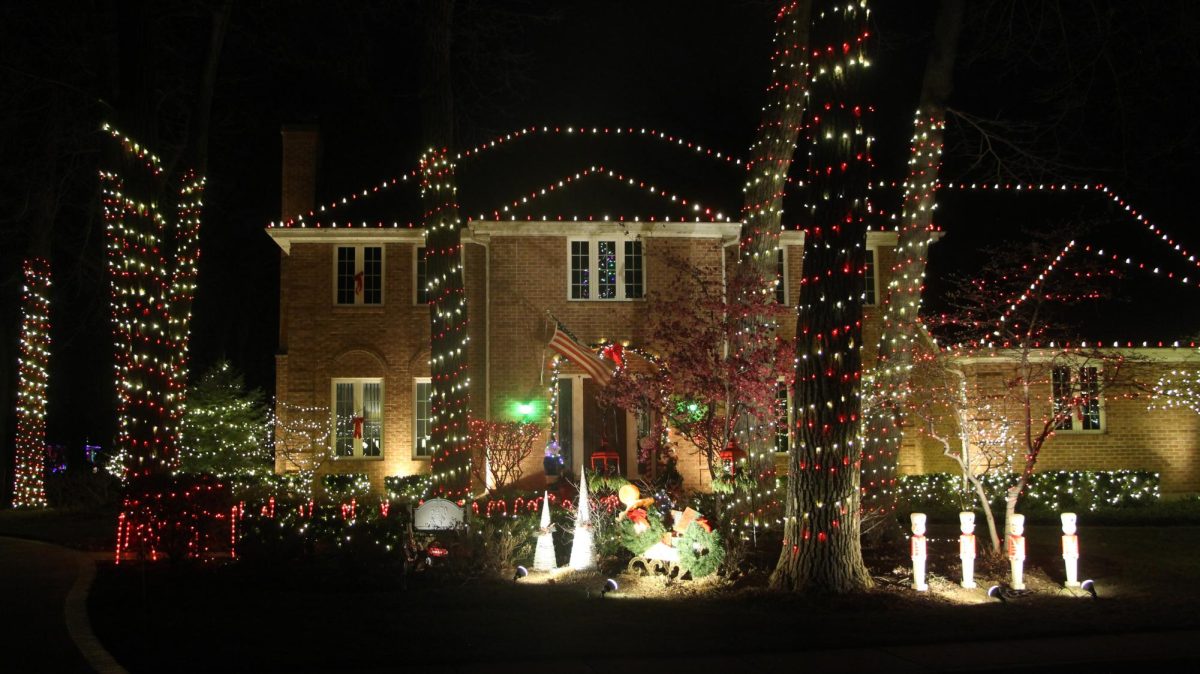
[569, 238, 644, 300]
[332, 379, 383, 457]
[414, 378, 433, 458]
[1052, 366, 1103, 431]
[863, 248, 877, 305]
[335, 246, 383, 305]
[414, 246, 429, 305]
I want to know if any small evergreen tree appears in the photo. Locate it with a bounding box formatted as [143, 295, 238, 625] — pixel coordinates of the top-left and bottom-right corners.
[180, 361, 270, 480]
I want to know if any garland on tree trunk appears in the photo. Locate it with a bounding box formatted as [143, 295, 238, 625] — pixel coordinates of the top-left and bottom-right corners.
[861, 0, 964, 531]
[11, 257, 51, 507]
[771, 0, 874, 593]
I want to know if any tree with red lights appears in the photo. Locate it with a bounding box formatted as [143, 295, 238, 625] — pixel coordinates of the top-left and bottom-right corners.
[930, 231, 1135, 545]
[420, 0, 473, 499]
[602, 258, 791, 484]
[771, 0, 874, 593]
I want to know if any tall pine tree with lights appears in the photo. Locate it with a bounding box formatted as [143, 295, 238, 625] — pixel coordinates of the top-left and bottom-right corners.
[420, 0, 472, 498]
[771, 0, 873, 593]
[861, 0, 964, 531]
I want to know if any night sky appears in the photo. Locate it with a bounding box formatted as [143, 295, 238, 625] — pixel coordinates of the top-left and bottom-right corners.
[2, 1, 1198, 458]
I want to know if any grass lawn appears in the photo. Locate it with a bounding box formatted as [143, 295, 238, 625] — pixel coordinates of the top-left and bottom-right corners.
[88, 522, 1200, 672]
[0, 506, 117, 550]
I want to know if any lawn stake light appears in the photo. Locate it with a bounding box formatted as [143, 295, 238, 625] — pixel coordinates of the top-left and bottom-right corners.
[1007, 514, 1026, 590]
[1061, 512, 1080, 588]
[959, 511, 977, 589]
[533, 491, 557, 571]
[910, 513, 928, 591]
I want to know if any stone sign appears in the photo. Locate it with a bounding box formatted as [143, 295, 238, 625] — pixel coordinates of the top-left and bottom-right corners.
[414, 498, 464, 531]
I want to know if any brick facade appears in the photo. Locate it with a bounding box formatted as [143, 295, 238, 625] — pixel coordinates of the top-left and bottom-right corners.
[268, 131, 1199, 496]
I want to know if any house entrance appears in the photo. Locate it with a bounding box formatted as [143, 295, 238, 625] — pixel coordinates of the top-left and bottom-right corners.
[556, 375, 632, 477]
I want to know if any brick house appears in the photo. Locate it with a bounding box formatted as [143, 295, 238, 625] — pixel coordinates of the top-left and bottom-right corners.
[268, 127, 1200, 496]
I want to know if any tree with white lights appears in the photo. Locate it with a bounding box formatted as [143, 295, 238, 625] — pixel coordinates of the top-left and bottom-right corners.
[180, 361, 270, 481]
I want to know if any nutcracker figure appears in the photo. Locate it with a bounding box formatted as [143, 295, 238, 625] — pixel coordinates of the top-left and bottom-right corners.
[1007, 514, 1026, 590]
[910, 513, 929, 592]
[959, 511, 977, 589]
[1061, 512, 1080, 588]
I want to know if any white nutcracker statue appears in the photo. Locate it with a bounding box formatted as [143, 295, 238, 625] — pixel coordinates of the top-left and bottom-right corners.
[1061, 512, 1080, 588]
[959, 511, 977, 589]
[910, 513, 929, 592]
[1007, 514, 1026, 590]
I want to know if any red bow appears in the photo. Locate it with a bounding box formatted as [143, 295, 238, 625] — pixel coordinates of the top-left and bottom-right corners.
[354, 271, 364, 295]
[353, 416, 364, 439]
[601, 343, 624, 368]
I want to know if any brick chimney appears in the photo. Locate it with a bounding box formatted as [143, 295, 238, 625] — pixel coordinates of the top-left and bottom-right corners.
[280, 125, 320, 221]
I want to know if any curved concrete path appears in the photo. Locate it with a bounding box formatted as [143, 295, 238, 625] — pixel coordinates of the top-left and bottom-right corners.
[0, 537, 126, 673]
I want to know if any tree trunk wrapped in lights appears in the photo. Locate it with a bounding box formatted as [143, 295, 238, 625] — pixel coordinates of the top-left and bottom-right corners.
[100, 125, 204, 477]
[771, 0, 874, 593]
[861, 0, 964, 530]
[421, 0, 472, 499]
[11, 256, 52, 507]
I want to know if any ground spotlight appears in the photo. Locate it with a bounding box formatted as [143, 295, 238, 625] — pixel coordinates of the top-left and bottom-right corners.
[601, 578, 619, 597]
[987, 585, 1007, 604]
[513, 565, 528, 581]
[1081, 579, 1097, 599]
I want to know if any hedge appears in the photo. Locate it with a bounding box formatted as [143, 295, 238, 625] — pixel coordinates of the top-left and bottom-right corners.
[897, 470, 1160, 516]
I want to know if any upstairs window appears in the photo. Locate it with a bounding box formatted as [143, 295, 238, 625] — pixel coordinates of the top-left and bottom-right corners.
[332, 379, 383, 458]
[335, 246, 383, 305]
[1052, 366, 1103, 431]
[863, 248, 877, 305]
[569, 238, 644, 300]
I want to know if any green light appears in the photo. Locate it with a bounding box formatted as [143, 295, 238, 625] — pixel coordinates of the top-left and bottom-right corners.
[517, 402, 534, 417]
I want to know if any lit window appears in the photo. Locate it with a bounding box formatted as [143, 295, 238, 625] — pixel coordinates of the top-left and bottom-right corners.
[775, 382, 791, 453]
[414, 379, 433, 458]
[415, 246, 428, 304]
[332, 379, 383, 458]
[569, 238, 644, 300]
[1052, 366, 1103, 431]
[334, 246, 383, 305]
[863, 248, 876, 305]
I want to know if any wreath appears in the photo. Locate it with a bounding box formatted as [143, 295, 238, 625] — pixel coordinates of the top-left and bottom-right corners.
[677, 520, 724, 578]
[618, 508, 666, 555]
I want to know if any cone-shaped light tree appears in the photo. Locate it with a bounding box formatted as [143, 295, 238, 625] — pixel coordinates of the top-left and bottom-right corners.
[771, 0, 874, 593]
[420, 0, 472, 499]
[861, 0, 965, 529]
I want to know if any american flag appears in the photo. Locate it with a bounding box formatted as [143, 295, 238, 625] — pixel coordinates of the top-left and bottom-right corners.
[548, 323, 612, 386]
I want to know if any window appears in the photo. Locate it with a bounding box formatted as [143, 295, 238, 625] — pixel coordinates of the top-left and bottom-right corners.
[332, 379, 383, 458]
[334, 246, 383, 305]
[414, 379, 433, 458]
[414, 246, 429, 305]
[775, 248, 787, 305]
[1052, 366, 1102, 431]
[774, 381, 791, 453]
[569, 238, 644, 300]
[863, 248, 877, 305]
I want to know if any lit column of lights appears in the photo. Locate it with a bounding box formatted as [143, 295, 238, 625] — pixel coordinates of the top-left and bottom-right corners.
[738, 0, 811, 271]
[861, 105, 947, 513]
[485, 165, 727, 221]
[11, 257, 52, 508]
[775, 0, 874, 591]
[420, 147, 471, 499]
[99, 123, 202, 477]
[271, 125, 741, 228]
